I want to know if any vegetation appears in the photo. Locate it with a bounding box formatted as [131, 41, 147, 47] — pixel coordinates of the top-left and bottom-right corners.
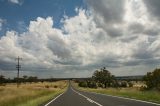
[128, 81, 133, 87]
[143, 68, 160, 90]
[75, 67, 160, 104]
[0, 81, 67, 106]
[78, 80, 97, 88]
[0, 75, 6, 86]
[77, 67, 133, 88]
[0, 75, 62, 85]
[76, 86, 160, 104]
[92, 67, 115, 88]
[78, 81, 88, 87]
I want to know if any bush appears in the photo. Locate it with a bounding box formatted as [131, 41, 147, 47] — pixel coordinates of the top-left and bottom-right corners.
[157, 83, 160, 91]
[45, 85, 49, 88]
[144, 68, 160, 89]
[54, 85, 58, 88]
[97, 83, 103, 88]
[111, 80, 119, 88]
[78, 81, 88, 87]
[128, 82, 133, 87]
[120, 81, 128, 87]
[139, 86, 148, 91]
[0, 83, 6, 86]
[87, 81, 97, 88]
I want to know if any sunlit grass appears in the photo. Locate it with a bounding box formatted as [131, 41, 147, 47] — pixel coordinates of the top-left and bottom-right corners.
[0, 81, 68, 106]
[73, 82, 160, 104]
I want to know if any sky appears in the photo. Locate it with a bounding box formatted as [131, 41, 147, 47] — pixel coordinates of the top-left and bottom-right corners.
[0, 0, 160, 78]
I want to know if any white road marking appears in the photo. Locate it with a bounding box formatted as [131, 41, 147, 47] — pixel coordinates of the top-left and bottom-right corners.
[44, 92, 64, 106]
[81, 90, 160, 106]
[71, 87, 103, 106]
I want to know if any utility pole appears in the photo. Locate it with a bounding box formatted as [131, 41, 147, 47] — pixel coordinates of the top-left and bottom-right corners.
[15, 56, 22, 88]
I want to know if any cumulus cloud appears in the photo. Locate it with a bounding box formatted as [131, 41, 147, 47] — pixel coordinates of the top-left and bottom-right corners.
[0, 18, 6, 31]
[8, 0, 23, 5]
[86, 0, 126, 37]
[1, 0, 160, 78]
[86, 0, 125, 24]
[143, 0, 160, 20]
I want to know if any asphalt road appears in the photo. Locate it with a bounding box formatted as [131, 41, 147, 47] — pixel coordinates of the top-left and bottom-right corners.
[45, 82, 160, 106]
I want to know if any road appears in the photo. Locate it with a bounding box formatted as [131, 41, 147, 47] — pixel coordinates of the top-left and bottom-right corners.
[45, 82, 160, 106]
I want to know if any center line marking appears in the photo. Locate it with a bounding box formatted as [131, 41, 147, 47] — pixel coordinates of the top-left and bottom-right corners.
[71, 87, 103, 106]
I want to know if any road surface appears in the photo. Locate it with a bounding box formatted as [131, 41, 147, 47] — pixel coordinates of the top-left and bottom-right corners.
[45, 82, 160, 106]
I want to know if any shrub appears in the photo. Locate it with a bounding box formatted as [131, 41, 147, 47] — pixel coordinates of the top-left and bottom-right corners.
[144, 68, 160, 89]
[120, 81, 128, 87]
[97, 83, 103, 88]
[128, 82, 133, 87]
[45, 85, 49, 88]
[78, 81, 87, 87]
[0, 83, 6, 86]
[111, 80, 119, 88]
[87, 81, 97, 88]
[139, 86, 147, 91]
[54, 85, 58, 88]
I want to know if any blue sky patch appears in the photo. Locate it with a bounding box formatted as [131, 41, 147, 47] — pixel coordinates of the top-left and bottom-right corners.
[0, 0, 86, 36]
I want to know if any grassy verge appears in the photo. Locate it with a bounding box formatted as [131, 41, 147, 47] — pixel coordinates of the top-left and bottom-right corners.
[0, 81, 67, 106]
[73, 82, 160, 104]
[17, 89, 64, 106]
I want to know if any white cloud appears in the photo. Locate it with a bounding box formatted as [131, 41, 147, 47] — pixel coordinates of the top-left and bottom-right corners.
[8, 0, 23, 5]
[0, 18, 6, 31]
[0, 22, 2, 31]
[1, 1, 160, 78]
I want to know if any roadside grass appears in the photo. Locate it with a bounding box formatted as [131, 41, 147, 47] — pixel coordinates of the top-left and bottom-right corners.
[17, 90, 63, 106]
[0, 81, 67, 106]
[73, 82, 160, 104]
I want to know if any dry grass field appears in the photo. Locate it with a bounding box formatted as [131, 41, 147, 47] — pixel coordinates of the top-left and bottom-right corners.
[0, 81, 68, 106]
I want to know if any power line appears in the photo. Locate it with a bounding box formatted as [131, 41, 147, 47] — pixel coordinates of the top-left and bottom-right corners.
[15, 56, 22, 88]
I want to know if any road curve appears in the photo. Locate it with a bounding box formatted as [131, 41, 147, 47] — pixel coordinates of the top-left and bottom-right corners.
[44, 82, 160, 106]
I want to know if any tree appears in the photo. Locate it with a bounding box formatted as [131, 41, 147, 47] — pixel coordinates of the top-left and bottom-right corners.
[0, 75, 6, 84]
[92, 67, 114, 88]
[28, 76, 38, 83]
[144, 68, 160, 90]
[86, 80, 97, 88]
[23, 75, 28, 79]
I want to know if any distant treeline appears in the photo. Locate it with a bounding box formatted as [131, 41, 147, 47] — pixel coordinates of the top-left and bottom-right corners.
[0, 75, 64, 84]
[75, 67, 160, 91]
[73, 75, 144, 82]
[75, 67, 134, 88]
[0, 74, 144, 85]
